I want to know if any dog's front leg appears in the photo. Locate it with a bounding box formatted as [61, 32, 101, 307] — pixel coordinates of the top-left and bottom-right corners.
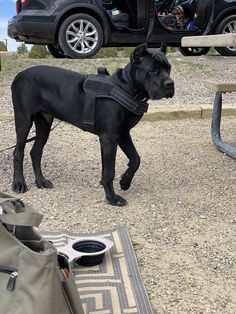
[99, 134, 127, 206]
[119, 132, 140, 190]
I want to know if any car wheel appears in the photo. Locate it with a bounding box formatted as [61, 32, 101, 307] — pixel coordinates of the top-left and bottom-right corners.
[214, 15, 236, 56]
[47, 44, 67, 58]
[178, 47, 210, 56]
[58, 14, 103, 59]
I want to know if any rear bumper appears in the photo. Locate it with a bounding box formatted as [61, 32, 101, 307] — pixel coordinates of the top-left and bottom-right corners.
[8, 14, 56, 44]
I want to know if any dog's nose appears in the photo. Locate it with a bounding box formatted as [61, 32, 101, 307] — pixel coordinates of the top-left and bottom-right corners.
[164, 80, 174, 89]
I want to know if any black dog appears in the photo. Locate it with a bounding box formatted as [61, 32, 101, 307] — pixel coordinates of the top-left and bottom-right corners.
[12, 44, 174, 206]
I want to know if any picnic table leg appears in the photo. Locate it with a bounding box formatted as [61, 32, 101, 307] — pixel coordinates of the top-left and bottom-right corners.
[211, 91, 236, 158]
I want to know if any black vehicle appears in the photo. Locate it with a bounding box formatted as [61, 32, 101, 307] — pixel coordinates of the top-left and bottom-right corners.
[8, 0, 236, 58]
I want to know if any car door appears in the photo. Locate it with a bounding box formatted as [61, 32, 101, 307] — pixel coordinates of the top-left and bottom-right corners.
[148, 0, 213, 46]
[108, 0, 155, 44]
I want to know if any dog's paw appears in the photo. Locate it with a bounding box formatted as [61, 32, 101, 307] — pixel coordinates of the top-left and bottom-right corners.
[120, 175, 131, 190]
[107, 195, 127, 207]
[12, 181, 28, 193]
[120, 181, 130, 191]
[36, 178, 53, 189]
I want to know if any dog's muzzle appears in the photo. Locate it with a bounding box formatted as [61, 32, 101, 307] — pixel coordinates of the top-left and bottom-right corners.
[149, 79, 175, 100]
[163, 79, 175, 98]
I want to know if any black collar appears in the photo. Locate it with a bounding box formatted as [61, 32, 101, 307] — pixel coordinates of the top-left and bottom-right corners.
[109, 67, 149, 115]
[111, 82, 149, 115]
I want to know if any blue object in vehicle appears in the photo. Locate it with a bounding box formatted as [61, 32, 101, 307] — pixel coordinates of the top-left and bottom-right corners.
[186, 19, 195, 30]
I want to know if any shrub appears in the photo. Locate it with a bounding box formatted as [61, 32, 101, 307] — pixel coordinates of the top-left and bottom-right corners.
[17, 43, 28, 57]
[29, 45, 49, 58]
[0, 41, 7, 51]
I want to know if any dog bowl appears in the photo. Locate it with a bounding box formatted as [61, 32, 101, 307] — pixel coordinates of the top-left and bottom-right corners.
[73, 240, 106, 266]
[59, 237, 114, 266]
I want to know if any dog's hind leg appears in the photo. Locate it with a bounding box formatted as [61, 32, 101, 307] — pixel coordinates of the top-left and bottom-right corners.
[99, 134, 127, 206]
[12, 119, 33, 193]
[30, 113, 54, 189]
[119, 132, 140, 190]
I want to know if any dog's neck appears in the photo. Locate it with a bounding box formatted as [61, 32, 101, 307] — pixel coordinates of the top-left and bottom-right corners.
[111, 64, 149, 102]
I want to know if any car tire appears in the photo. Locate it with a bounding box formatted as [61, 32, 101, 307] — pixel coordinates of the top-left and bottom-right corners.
[214, 15, 236, 56]
[58, 13, 103, 59]
[178, 47, 210, 56]
[47, 44, 67, 58]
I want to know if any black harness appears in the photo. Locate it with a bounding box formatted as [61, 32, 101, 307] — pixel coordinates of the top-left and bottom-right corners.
[82, 68, 149, 131]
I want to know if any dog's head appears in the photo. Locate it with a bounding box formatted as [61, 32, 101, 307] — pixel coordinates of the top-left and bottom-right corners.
[130, 43, 175, 100]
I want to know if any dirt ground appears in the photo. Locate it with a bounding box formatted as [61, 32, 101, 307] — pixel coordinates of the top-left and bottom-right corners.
[0, 117, 236, 313]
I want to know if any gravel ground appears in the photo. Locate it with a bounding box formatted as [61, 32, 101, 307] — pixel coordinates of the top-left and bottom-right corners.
[0, 54, 236, 313]
[1, 117, 236, 313]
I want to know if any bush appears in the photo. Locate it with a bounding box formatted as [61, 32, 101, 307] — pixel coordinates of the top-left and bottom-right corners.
[0, 41, 7, 51]
[29, 45, 49, 58]
[17, 43, 28, 57]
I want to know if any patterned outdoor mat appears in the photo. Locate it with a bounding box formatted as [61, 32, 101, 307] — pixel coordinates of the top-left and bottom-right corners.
[42, 227, 153, 314]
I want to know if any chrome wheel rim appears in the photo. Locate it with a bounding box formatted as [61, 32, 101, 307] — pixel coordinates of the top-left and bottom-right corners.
[223, 20, 236, 52]
[66, 19, 98, 54]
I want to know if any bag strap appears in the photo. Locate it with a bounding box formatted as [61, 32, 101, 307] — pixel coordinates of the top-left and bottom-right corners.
[0, 196, 18, 204]
[0, 195, 43, 227]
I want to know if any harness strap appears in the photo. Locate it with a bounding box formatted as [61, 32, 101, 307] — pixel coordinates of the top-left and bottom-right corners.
[110, 87, 148, 115]
[82, 68, 149, 132]
[83, 71, 149, 115]
[82, 90, 96, 132]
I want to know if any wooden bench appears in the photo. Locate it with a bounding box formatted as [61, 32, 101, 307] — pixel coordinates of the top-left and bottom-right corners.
[181, 34, 236, 48]
[204, 81, 236, 158]
[181, 34, 236, 158]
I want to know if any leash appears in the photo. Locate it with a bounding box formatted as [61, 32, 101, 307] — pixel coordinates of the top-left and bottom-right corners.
[0, 121, 62, 154]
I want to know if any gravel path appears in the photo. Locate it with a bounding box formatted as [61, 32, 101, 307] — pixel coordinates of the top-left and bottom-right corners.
[1, 117, 236, 313]
[1, 54, 236, 313]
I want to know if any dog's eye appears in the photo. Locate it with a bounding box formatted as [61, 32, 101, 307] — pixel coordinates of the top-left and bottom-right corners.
[149, 68, 159, 74]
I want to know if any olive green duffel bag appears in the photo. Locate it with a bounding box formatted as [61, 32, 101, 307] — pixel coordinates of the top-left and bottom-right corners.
[0, 192, 84, 314]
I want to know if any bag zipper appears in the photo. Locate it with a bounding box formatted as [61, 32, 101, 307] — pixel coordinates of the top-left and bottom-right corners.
[0, 267, 18, 291]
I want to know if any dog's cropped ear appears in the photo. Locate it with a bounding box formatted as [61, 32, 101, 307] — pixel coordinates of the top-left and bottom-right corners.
[159, 43, 167, 55]
[131, 43, 148, 64]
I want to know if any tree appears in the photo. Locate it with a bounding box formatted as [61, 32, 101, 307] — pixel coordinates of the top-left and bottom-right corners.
[0, 41, 7, 51]
[17, 43, 28, 56]
[29, 45, 49, 58]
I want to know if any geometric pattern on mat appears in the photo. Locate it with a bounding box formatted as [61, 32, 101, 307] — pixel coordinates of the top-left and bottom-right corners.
[42, 227, 154, 314]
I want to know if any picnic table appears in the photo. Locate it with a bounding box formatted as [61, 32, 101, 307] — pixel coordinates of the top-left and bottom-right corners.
[181, 34, 236, 158]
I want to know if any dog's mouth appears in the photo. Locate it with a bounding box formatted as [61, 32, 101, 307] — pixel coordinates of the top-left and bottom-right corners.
[150, 88, 175, 100]
[165, 89, 175, 98]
